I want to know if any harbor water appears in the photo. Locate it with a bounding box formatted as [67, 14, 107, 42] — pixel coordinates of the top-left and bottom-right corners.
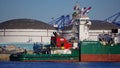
[0, 61, 120, 68]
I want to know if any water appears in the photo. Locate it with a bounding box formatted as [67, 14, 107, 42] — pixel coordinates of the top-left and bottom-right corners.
[0, 61, 120, 68]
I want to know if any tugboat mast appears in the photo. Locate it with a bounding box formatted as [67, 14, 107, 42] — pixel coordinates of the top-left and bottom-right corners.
[72, 2, 92, 41]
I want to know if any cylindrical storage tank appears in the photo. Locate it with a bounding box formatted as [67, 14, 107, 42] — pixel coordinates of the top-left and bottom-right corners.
[0, 19, 56, 44]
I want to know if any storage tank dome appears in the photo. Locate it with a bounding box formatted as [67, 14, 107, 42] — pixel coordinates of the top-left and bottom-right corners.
[0, 19, 55, 30]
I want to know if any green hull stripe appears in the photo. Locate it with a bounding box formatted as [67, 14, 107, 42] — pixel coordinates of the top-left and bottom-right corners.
[80, 41, 120, 54]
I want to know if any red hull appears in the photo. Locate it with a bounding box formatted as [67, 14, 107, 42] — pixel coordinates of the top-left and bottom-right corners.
[81, 54, 120, 62]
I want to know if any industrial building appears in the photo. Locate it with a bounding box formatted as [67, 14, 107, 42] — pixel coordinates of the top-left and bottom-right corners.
[62, 20, 120, 41]
[89, 20, 120, 41]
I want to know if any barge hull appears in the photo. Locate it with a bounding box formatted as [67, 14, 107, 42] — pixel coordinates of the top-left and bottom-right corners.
[22, 60, 79, 62]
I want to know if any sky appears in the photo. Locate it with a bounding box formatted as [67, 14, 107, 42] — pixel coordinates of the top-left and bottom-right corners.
[0, 0, 120, 23]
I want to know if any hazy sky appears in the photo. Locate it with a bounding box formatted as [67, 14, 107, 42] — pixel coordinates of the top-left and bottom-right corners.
[0, 0, 120, 23]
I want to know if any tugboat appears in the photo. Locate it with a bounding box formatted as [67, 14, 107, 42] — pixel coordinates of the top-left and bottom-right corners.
[10, 3, 120, 62]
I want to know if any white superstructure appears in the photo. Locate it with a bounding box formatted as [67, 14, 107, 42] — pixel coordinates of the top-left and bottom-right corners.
[78, 17, 91, 41]
[62, 3, 120, 42]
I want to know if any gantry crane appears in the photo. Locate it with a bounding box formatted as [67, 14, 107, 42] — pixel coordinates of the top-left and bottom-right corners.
[105, 12, 120, 26]
[49, 15, 71, 29]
